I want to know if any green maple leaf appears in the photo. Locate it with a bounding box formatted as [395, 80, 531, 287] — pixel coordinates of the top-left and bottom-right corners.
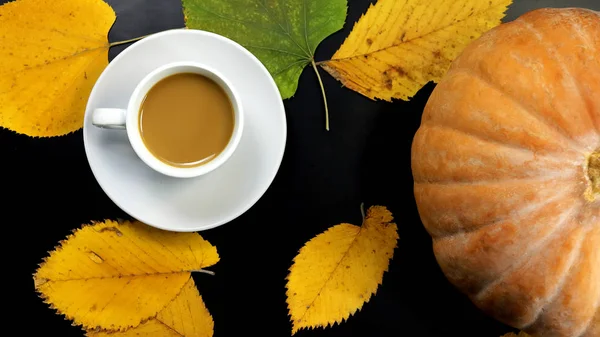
[183, 0, 348, 130]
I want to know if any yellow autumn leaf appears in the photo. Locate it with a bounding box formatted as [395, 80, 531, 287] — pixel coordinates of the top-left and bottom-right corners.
[320, 0, 512, 101]
[286, 205, 399, 334]
[0, 0, 115, 137]
[87, 277, 214, 337]
[34, 220, 219, 332]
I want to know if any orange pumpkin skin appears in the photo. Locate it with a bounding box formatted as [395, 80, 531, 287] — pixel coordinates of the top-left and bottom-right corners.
[411, 8, 599, 337]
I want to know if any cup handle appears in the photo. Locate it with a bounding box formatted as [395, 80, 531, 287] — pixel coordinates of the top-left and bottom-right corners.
[92, 108, 127, 129]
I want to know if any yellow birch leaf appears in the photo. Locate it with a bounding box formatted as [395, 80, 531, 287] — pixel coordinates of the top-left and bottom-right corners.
[0, 0, 115, 137]
[87, 277, 214, 337]
[33, 220, 219, 331]
[320, 0, 512, 101]
[501, 332, 533, 337]
[286, 206, 399, 334]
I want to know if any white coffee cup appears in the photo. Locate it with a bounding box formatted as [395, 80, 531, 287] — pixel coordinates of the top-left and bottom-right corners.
[92, 61, 244, 178]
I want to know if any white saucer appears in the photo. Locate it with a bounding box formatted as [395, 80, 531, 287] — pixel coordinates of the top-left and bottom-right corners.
[83, 29, 287, 232]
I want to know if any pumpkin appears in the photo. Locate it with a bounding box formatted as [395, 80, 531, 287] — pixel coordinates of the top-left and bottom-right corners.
[411, 8, 599, 337]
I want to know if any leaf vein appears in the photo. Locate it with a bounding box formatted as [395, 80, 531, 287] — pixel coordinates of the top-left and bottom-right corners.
[0, 45, 107, 76]
[295, 225, 363, 325]
[328, 1, 510, 63]
[193, 5, 305, 52]
[14, 47, 104, 121]
[302, 0, 311, 54]
[272, 58, 309, 76]
[381, 0, 411, 47]
[255, 0, 313, 56]
[45, 270, 191, 282]
[245, 44, 308, 59]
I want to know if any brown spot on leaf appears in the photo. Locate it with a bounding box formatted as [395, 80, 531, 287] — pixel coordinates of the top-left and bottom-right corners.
[345, 265, 350, 269]
[382, 71, 393, 90]
[90, 304, 97, 311]
[433, 50, 442, 59]
[366, 38, 373, 45]
[393, 67, 406, 77]
[99, 226, 122, 236]
[384, 78, 392, 90]
[400, 32, 406, 42]
[88, 251, 104, 264]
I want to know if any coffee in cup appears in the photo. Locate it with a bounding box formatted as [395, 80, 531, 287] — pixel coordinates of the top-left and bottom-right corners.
[92, 61, 244, 178]
[139, 72, 234, 167]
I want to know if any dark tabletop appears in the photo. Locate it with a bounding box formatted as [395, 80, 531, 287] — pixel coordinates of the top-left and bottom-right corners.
[4, 0, 598, 336]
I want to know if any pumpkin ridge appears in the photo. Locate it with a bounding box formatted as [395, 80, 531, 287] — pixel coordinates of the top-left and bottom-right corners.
[414, 172, 577, 186]
[519, 18, 599, 140]
[522, 225, 591, 333]
[476, 215, 586, 330]
[417, 179, 579, 239]
[588, 303, 600, 337]
[567, 11, 600, 135]
[412, 124, 580, 184]
[454, 68, 588, 153]
[569, 9, 599, 53]
[526, 224, 600, 337]
[424, 123, 582, 163]
[593, 301, 600, 330]
[474, 202, 580, 303]
[438, 187, 576, 240]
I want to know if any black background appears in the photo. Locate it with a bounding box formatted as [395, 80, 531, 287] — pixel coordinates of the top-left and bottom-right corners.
[3, 0, 598, 336]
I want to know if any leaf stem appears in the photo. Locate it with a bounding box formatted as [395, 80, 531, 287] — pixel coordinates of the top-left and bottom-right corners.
[191, 269, 215, 276]
[109, 33, 155, 47]
[360, 202, 365, 222]
[311, 58, 330, 131]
